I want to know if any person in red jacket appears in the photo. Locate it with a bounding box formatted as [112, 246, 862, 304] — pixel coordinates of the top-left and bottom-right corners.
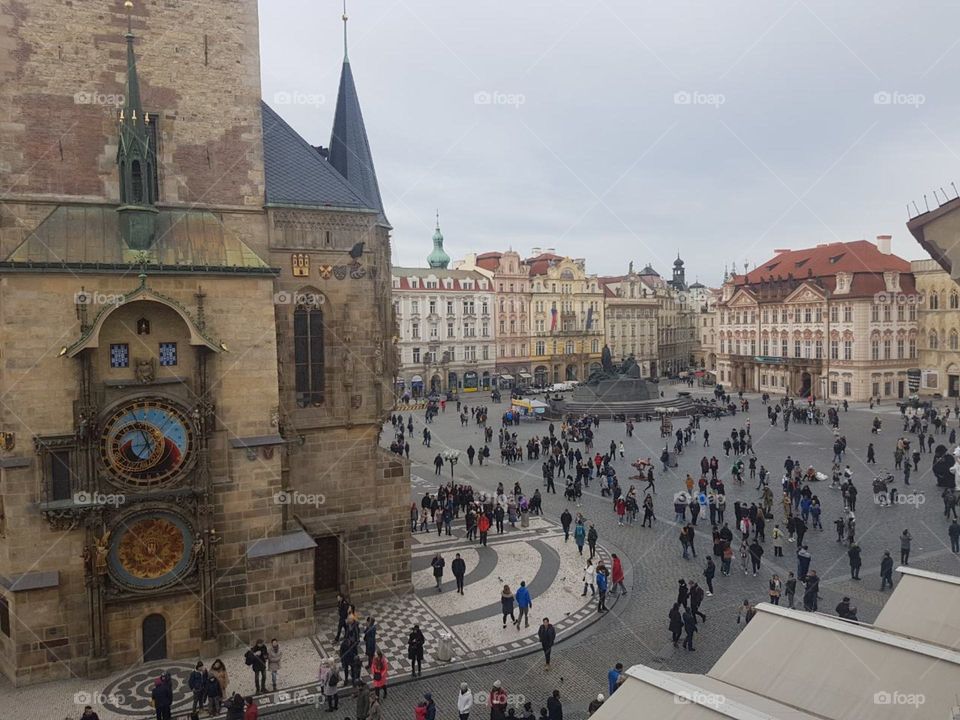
[610, 554, 627, 596]
[371, 649, 389, 698]
[615, 498, 626, 526]
[243, 696, 258, 720]
[478, 513, 491, 546]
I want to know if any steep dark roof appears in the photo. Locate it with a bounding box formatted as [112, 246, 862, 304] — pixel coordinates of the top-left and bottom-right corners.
[329, 59, 389, 227]
[261, 101, 374, 212]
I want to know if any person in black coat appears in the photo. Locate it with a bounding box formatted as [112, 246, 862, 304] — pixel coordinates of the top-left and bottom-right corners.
[452, 553, 467, 594]
[187, 661, 207, 716]
[682, 609, 698, 651]
[363, 617, 377, 670]
[677, 579, 689, 608]
[538, 617, 556, 670]
[668, 603, 683, 647]
[150, 672, 174, 720]
[546, 689, 563, 720]
[407, 624, 425, 676]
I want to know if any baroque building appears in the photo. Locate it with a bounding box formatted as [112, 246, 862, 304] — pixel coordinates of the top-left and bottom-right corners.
[527, 252, 605, 386]
[0, 0, 408, 684]
[392, 229, 496, 396]
[911, 259, 960, 397]
[599, 269, 659, 378]
[716, 237, 919, 401]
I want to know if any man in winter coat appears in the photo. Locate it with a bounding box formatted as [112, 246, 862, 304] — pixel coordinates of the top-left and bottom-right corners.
[587, 524, 599, 560]
[546, 689, 563, 720]
[880, 551, 894, 590]
[538, 617, 556, 670]
[151, 672, 174, 720]
[515, 581, 533, 629]
[848, 543, 862, 580]
[431, 553, 445, 592]
[560, 509, 573, 541]
[355, 679, 371, 720]
[188, 661, 207, 715]
[452, 553, 467, 594]
[596, 567, 609, 612]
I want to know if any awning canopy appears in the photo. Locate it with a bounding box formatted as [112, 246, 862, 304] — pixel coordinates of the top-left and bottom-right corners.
[499, 374, 514, 381]
[411, 375, 423, 383]
[518, 371, 532, 378]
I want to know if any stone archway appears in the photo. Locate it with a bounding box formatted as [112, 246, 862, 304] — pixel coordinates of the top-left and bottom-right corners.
[142, 613, 167, 662]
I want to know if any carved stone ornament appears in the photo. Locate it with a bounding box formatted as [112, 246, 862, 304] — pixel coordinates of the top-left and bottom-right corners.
[135, 357, 156, 384]
[351, 394, 363, 409]
[0, 432, 14, 452]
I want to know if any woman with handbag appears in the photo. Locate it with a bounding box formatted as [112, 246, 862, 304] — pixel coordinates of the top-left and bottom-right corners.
[371, 649, 389, 698]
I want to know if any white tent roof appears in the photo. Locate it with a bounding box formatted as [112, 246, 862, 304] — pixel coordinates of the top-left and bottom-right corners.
[874, 566, 960, 651]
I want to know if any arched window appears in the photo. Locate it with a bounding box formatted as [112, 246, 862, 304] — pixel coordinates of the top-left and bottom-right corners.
[929, 330, 939, 350]
[951, 330, 959, 351]
[930, 293, 940, 310]
[294, 300, 325, 406]
[131, 160, 144, 203]
[951, 292, 959, 310]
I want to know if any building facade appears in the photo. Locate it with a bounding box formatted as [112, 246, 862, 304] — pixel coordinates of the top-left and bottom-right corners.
[691, 285, 720, 372]
[392, 252, 496, 396]
[912, 259, 960, 397]
[0, 0, 408, 684]
[716, 238, 919, 401]
[600, 270, 659, 377]
[527, 253, 605, 386]
[473, 251, 533, 387]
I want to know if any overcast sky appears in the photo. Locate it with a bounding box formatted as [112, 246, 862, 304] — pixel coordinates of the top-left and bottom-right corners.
[259, 0, 960, 286]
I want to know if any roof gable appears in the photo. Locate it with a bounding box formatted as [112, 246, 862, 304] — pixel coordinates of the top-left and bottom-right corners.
[261, 102, 374, 212]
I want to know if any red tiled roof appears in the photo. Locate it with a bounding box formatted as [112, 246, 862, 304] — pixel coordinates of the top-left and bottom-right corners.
[524, 252, 566, 276]
[475, 252, 502, 271]
[733, 240, 910, 285]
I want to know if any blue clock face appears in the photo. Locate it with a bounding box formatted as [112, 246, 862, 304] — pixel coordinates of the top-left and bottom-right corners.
[100, 399, 194, 487]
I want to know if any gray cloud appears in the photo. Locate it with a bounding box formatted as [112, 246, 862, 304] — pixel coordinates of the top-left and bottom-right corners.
[259, 0, 960, 285]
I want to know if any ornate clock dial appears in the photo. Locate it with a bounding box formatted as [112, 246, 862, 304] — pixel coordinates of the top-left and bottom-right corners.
[100, 398, 194, 487]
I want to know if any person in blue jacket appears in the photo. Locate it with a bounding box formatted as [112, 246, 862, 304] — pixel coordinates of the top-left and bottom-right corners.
[596, 567, 609, 613]
[608, 662, 623, 695]
[515, 581, 533, 629]
[574, 521, 586, 555]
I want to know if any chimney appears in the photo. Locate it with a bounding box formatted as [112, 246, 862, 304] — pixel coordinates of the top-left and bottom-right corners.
[876, 234, 892, 254]
[531, 247, 542, 256]
[546, 247, 556, 254]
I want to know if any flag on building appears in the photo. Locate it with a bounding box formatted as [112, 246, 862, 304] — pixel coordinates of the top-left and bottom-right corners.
[550, 305, 557, 332]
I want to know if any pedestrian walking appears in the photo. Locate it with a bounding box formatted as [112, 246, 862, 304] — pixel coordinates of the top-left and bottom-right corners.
[848, 543, 861, 580]
[784, 572, 797, 609]
[407, 625, 425, 676]
[703, 557, 716, 595]
[371, 650, 388, 698]
[267, 639, 282, 691]
[880, 551, 894, 590]
[501, 585, 517, 627]
[668, 603, 683, 647]
[610, 554, 627, 595]
[682, 608, 698, 651]
[538, 617, 556, 670]
[587, 523, 599, 561]
[596, 566, 609, 612]
[457, 683, 472, 720]
[515, 581, 533, 629]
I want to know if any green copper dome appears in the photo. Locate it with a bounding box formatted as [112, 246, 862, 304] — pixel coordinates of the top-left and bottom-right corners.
[427, 221, 450, 269]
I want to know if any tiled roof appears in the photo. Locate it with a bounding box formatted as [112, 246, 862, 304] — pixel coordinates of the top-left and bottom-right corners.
[733, 240, 910, 285]
[524, 252, 565, 276]
[329, 59, 389, 227]
[475, 251, 502, 271]
[261, 101, 374, 212]
[392, 267, 492, 292]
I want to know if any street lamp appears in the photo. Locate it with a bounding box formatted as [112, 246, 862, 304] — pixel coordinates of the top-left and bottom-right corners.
[441, 448, 460, 477]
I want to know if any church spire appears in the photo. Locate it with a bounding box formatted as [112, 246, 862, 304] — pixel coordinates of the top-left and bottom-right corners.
[341, 0, 349, 61]
[116, 0, 158, 249]
[328, 6, 389, 227]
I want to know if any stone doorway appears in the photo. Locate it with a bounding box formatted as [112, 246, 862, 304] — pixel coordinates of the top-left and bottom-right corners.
[142, 614, 167, 662]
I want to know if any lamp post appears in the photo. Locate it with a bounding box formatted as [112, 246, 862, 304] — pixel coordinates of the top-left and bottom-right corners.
[441, 448, 460, 478]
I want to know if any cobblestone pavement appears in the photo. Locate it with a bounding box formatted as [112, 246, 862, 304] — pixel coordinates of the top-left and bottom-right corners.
[9, 387, 960, 719]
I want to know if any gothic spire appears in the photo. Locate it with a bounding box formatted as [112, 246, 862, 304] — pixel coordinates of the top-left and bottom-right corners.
[328, 6, 389, 227]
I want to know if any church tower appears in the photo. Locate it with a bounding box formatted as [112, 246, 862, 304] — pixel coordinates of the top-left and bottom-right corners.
[427, 213, 451, 269]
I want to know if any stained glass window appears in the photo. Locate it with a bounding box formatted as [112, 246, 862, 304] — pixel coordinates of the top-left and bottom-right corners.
[159, 342, 177, 367]
[110, 343, 129, 368]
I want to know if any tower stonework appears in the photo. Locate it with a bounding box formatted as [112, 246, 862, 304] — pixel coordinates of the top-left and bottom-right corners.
[0, 0, 409, 686]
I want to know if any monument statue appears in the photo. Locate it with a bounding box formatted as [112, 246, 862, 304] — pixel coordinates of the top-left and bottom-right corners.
[601, 344, 614, 373]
